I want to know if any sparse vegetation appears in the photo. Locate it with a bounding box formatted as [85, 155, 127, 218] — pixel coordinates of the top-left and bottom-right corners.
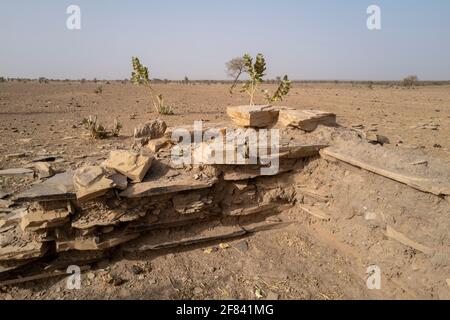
[95, 85, 103, 94]
[111, 118, 122, 137]
[131, 57, 174, 115]
[230, 53, 291, 105]
[82, 115, 122, 139]
[402, 75, 419, 88]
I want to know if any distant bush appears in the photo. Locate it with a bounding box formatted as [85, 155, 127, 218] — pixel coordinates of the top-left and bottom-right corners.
[95, 86, 103, 94]
[0, 77, 6, 83]
[402, 75, 418, 88]
[226, 57, 245, 93]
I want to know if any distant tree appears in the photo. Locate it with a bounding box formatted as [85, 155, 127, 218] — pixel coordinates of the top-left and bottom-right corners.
[226, 57, 245, 93]
[230, 53, 291, 106]
[402, 75, 418, 88]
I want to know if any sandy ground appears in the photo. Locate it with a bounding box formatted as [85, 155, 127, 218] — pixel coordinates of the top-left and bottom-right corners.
[1, 82, 450, 300]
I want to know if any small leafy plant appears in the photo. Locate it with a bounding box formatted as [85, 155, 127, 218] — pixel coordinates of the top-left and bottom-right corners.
[131, 57, 174, 115]
[230, 53, 291, 105]
[82, 116, 122, 139]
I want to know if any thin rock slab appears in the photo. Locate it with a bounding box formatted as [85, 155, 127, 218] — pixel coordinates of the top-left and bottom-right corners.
[0, 208, 28, 229]
[14, 171, 76, 202]
[73, 166, 115, 202]
[172, 193, 214, 215]
[71, 200, 146, 230]
[106, 150, 154, 183]
[0, 225, 48, 261]
[120, 160, 218, 198]
[20, 208, 70, 232]
[31, 155, 61, 163]
[227, 105, 279, 128]
[56, 230, 140, 252]
[124, 219, 292, 253]
[0, 168, 34, 177]
[221, 160, 297, 181]
[123, 221, 246, 252]
[278, 109, 336, 132]
[223, 203, 292, 216]
[385, 225, 435, 255]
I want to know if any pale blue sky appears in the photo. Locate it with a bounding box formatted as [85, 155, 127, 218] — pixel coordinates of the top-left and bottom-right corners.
[1, 0, 449, 80]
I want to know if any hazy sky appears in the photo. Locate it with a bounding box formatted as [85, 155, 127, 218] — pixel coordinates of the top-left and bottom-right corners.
[1, 0, 449, 80]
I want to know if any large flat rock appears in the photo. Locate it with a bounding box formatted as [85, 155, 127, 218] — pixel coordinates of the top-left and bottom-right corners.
[14, 171, 76, 202]
[278, 109, 336, 132]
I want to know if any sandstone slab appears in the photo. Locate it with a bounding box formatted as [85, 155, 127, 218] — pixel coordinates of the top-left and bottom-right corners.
[73, 166, 115, 202]
[20, 208, 70, 232]
[0, 168, 34, 177]
[278, 109, 336, 131]
[227, 105, 279, 128]
[15, 171, 76, 202]
[120, 160, 217, 198]
[106, 150, 153, 183]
